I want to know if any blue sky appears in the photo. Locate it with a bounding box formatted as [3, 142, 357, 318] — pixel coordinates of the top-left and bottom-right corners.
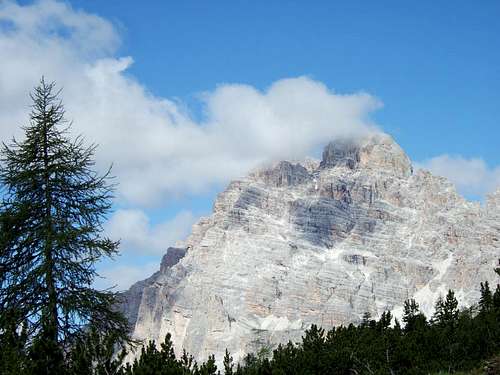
[69, 0, 500, 163]
[1, 0, 499, 289]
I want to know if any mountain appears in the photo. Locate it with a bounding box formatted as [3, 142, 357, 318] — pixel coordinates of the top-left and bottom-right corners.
[120, 133, 499, 363]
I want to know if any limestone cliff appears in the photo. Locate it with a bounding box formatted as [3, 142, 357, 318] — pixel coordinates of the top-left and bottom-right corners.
[121, 133, 499, 363]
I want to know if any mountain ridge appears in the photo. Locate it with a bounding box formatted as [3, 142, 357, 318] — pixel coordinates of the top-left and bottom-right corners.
[120, 133, 499, 364]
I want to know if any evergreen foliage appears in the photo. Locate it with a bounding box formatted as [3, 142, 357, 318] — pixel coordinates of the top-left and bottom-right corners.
[6, 276, 497, 374]
[119, 266, 500, 375]
[0, 79, 129, 373]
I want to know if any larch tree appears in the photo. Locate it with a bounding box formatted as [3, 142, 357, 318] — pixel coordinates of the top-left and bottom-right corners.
[0, 78, 128, 373]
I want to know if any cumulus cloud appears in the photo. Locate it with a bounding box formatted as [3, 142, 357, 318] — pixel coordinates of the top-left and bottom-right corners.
[3, 1, 498, 290]
[0, 0, 381, 206]
[416, 155, 500, 198]
[105, 210, 196, 256]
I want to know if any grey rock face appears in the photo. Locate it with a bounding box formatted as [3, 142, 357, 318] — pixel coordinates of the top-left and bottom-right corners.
[254, 161, 310, 187]
[121, 134, 499, 364]
[160, 247, 187, 272]
[120, 247, 186, 327]
[320, 139, 360, 170]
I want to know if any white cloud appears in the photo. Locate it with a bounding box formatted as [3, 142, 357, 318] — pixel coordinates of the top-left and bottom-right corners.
[96, 262, 160, 291]
[416, 155, 500, 198]
[105, 209, 196, 256]
[3, 1, 498, 291]
[0, 0, 381, 206]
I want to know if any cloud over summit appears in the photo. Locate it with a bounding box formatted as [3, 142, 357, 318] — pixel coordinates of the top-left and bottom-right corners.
[0, 0, 381, 206]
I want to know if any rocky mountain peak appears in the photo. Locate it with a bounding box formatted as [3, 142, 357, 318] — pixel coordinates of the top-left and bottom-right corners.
[320, 134, 412, 178]
[251, 133, 412, 191]
[120, 133, 499, 366]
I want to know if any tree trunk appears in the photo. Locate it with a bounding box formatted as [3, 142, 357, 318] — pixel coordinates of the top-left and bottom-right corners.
[42, 117, 58, 344]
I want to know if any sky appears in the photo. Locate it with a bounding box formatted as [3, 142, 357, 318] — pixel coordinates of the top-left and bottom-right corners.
[0, 0, 499, 290]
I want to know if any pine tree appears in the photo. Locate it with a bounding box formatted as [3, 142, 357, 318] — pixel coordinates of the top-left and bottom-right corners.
[443, 290, 459, 325]
[494, 259, 500, 311]
[223, 349, 234, 375]
[180, 349, 196, 373]
[66, 323, 128, 375]
[494, 285, 500, 311]
[377, 311, 392, 331]
[433, 291, 459, 328]
[196, 355, 217, 375]
[479, 281, 493, 313]
[0, 79, 129, 372]
[402, 299, 426, 332]
[0, 308, 29, 374]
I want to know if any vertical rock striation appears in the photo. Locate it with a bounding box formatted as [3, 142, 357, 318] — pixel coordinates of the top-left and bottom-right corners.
[121, 133, 499, 364]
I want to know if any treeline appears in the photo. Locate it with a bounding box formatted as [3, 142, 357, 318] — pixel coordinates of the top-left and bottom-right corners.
[103, 282, 500, 374]
[1, 80, 499, 374]
[231, 283, 500, 375]
[4, 279, 498, 374]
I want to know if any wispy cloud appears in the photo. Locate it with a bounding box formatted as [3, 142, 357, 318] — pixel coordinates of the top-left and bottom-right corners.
[416, 155, 500, 199]
[96, 262, 160, 291]
[105, 209, 196, 256]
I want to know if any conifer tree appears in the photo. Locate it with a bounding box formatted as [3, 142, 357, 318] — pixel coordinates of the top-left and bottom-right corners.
[479, 281, 493, 313]
[0, 308, 29, 374]
[196, 355, 217, 375]
[223, 349, 234, 375]
[0, 79, 128, 372]
[402, 299, 426, 332]
[433, 290, 459, 327]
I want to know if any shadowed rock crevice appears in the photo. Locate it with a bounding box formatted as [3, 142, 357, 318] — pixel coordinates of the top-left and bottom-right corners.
[160, 247, 187, 272]
[289, 198, 356, 248]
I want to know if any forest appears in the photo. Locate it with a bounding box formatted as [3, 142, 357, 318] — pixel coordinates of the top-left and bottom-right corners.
[119, 283, 500, 375]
